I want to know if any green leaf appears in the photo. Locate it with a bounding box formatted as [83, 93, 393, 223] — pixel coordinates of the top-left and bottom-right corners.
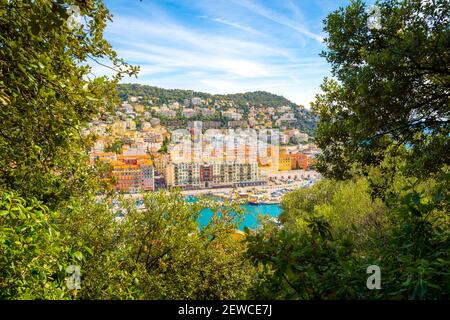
[73, 251, 84, 261]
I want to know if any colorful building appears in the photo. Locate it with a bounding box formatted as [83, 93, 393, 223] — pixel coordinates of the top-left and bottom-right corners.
[165, 160, 264, 189]
[278, 150, 291, 171]
[89, 152, 117, 164]
[112, 157, 155, 193]
[290, 153, 310, 170]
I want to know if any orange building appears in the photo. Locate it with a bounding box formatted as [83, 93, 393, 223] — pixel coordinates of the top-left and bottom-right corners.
[89, 152, 117, 164]
[289, 154, 310, 170]
[112, 156, 155, 193]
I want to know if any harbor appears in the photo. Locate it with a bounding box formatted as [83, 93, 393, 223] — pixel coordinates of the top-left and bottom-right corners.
[181, 173, 319, 205]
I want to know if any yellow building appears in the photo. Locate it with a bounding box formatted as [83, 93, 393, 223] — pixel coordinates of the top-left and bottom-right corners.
[111, 121, 126, 136]
[134, 104, 145, 113]
[124, 130, 137, 139]
[264, 121, 273, 128]
[278, 148, 291, 171]
[153, 153, 171, 175]
[258, 162, 278, 176]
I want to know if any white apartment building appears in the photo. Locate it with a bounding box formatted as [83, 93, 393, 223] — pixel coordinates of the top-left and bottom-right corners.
[165, 160, 264, 189]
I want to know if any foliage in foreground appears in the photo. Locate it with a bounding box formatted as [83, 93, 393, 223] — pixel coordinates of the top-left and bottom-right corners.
[312, 0, 449, 180]
[246, 0, 449, 300]
[0, 190, 255, 299]
[246, 173, 449, 299]
[61, 191, 255, 300]
[0, 0, 255, 300]
[0, 192, 74, 299]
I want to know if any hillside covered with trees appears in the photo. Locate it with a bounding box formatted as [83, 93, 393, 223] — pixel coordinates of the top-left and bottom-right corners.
[116, 83, 318, 135]
[117, 83, 302, 108]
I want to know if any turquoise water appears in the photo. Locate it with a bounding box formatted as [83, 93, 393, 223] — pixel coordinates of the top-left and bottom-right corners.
[134, 196, 283, 230]
[198, 204, 283, 230]
[185, 196, 283, 230]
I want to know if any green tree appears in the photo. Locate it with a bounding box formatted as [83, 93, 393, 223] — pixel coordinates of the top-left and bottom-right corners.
[246, 178, 387, 299]
[0, 0, 139, 299]
[104, 138, 123, 153]
[57, 191, 256, 299]
[312, 0, 449, 180]
[0, 1, 259, 300]
[0, 0, 138, 206]
[247, 174, 449, 299]
[247, 0, 450, 300]
[0, 191, 80, 299]
[158, 136, 170, 154]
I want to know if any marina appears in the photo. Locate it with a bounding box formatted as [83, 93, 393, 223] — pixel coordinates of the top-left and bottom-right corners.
[181, 172, 320, 205]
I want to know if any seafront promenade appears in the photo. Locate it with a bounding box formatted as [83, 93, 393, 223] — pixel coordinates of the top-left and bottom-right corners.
[180, 183, 300, 197]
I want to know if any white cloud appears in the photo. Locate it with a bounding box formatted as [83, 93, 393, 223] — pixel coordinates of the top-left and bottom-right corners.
[234, 0, 324, 43]
[199, 15, 266, 36]
[107, 16, 295, 60]
[116, 47, 271, 78]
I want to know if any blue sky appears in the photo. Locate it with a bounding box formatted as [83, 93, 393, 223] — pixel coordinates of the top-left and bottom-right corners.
[101, 0, 354, 107]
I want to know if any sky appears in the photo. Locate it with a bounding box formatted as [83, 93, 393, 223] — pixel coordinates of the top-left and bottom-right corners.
[101, 0, 354, 107]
